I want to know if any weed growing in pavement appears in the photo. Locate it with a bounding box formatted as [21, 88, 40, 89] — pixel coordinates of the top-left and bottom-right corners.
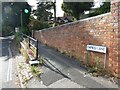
[61, 51, 66, 55]
[30, 65, 42, 79]
[87, 57, 100, 72]
[39, 56, 43, 66]
[18, 63, 22, 69]
[45, 43, 48, 46]
[87, 57, 108, 77]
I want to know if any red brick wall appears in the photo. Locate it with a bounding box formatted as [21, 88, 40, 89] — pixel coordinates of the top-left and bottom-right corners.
[109, 0, 120, 77]
[33, 1, 120, 77]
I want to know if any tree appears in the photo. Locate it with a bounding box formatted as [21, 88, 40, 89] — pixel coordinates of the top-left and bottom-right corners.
[33, 2, 53, 21]
[2, 2, 31, 27]
[88, 1, 110, 17]
[2, 1, 31, 36]
[96, 2, 110, 14]
[28, 16, 50, 31]
[61, 2, 93, 20]
[31, 1, 54, 30]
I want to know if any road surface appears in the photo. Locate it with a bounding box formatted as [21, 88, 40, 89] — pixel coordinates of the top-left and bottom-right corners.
[0, 36, 16, 89]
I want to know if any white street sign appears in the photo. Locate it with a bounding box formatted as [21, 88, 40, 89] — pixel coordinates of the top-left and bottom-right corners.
[86, 45, 106, 53]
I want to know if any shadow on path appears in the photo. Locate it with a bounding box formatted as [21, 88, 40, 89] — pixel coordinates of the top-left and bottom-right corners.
[42, 57, 71, 80]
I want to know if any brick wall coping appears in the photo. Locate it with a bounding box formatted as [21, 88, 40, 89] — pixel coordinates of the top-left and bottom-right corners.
[35, 12, 110, 32]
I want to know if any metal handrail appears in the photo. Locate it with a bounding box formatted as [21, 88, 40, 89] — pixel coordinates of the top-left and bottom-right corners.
[21, 33, 37, 42]
[21, 33, 38, 60]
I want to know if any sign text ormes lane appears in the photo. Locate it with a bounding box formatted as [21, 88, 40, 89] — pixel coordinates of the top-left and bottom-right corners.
[86, 45, 107, 68]
[86, 45, 107, 53]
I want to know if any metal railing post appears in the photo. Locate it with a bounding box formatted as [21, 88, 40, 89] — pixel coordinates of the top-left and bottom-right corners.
[36, 40, 38, 59]
[28, 37, 30, 48]
[32, 30, 34, 38]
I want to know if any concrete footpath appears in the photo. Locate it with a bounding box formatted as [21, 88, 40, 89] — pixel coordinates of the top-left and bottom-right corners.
[16, 42, 119, 89]
[1, 36, 19, 89]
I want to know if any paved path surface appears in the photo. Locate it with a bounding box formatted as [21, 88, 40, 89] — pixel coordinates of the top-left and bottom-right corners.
[26, 42, 118, 88]
[0, 36, 18, 89]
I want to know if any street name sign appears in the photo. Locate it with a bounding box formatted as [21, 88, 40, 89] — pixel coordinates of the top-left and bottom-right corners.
[86, 45, 107, 68]
[86, 45, 106, 53]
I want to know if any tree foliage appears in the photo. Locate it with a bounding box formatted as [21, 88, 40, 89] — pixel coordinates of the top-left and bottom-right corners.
[2, 2, 31, 36]
[30, 1, 54, 30]
[2, 2, 31, 27]
[61, 2, 93, 20]
[33, 2, 53, 21]
[96, 2, 110, 14]
[28, 16, 50, 31]
[89, 2, 110, 17]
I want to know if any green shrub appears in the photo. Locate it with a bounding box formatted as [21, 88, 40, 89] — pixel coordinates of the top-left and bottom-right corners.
[19, 27, 30, 35]
[14, 32, 21, 45]
[2, 26, 14, 36]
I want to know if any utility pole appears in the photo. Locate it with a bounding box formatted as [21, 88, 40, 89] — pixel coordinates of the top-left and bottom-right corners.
[53, 0, 56, 24]
[20, 9, 23, 27]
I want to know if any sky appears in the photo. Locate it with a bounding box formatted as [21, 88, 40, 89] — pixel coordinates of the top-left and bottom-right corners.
[27, 0, 64, 17]
[27, 0, 102, 17]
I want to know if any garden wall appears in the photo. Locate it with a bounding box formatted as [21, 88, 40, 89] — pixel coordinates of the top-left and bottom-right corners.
[33, 1, 120, 77]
